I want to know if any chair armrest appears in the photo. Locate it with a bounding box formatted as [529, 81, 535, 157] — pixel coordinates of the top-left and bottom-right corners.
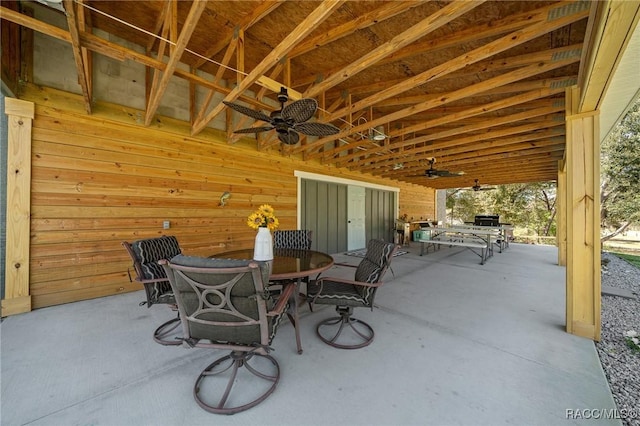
[316, 276, 383, 289]
[332, 262, 358, 268]
[267, 281, 296, 316]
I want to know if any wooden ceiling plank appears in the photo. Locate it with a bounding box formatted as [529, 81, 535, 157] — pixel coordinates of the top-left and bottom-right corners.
[398, 104, 565, 143]
[353, 120, 564, 170]
[144, 0, 208, 126]
[304, 0, 485, 98]
[299, 30, 585, 157]
[361, 130, 565, 173]
[372, 0, 580, 71]
[290, 1, 423, 59]
[443, 146, 566, 169]
[292, 0, 569, 90]
[304, 56, 579, 160]
[395, 151, 564, 181]
[62, 0, 92, 114]
[193, 0, 285, 69]
[380, 87, 564, 142]
[336, 102, 565, 166]
[192, 0, 345, 136]
[322, 4, 588, 126]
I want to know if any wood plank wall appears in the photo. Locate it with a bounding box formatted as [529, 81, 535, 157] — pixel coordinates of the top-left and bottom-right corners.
[17, 84, 435, 310]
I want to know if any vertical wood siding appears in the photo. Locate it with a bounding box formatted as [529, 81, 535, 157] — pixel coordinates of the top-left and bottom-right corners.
[20, 85, 435, 309]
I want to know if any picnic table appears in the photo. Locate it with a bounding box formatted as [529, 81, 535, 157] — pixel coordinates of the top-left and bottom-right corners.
[416, 226, 507, 264]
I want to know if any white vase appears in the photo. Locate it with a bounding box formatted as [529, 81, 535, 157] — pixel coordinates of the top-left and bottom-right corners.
[253, 227, 273, 261]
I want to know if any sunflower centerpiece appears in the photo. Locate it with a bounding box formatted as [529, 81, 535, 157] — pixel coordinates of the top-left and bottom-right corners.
[248, 204, 278, 261]
[247, 204, 279, 231]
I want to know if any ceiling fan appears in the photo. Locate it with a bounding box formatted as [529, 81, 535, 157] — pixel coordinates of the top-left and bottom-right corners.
[468, 179, 497, 191]
[223, 87, 340, 145]
[407, 158, 465, 179]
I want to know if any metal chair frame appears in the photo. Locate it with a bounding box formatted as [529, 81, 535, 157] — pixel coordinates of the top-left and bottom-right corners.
[160, 256, 295, 415]
[122, 237, 182, 345]
[308, 240, 399, 349]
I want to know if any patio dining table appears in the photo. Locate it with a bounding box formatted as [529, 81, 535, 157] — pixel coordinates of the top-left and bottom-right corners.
[212, 248, 334, 354]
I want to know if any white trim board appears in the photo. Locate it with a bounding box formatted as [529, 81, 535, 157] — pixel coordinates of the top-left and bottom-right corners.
[294, 170, 400, 193]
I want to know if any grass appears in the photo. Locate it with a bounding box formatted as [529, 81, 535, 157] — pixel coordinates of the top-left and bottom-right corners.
[611, 251, 640, 269]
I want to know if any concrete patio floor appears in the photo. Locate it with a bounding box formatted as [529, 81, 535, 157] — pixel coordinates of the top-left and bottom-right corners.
[1, 243, 619, 426]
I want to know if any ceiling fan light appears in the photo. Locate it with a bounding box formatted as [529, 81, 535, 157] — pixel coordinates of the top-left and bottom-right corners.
[370, 125, 386, 141]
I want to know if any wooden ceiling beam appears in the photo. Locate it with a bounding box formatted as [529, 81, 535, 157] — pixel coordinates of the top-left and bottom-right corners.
[360, 129, 565, 173]
[333, 97, 566, 166]
[145, 0, 170, 52]
[426, 168, 560, 189]
[146, 2, 173, 112]
[191, 0, 345, 135]
[293, 0, 576, 90]
[382, 145, 565, 180]
[369, 0, 581, 70]
[318, 3, 589, 127]
[303, 0, 485, 98]
[349, 119, 564, 169]
[397, 154, 563, 184]
[296, 4, 588, 155]
[62, 0, 92, 114]
[144, 0, 207, 126]
[289, 1, 423, 59]
[310, 42, 581, 101]
[76, 0, 92, 98]
[302, 57, 574, 159]
[0, 7, 289, 118]
[192, 0, 284, 70]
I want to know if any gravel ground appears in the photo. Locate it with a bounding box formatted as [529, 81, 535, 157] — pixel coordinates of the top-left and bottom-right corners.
[597, 252, 640, 426]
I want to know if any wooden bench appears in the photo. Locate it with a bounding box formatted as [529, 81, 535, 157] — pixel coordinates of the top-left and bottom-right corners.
[417, 238, 489, 264]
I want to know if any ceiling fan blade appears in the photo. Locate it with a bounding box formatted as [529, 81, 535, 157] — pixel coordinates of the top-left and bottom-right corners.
[293, 122, 340, 136]
[233, 126, 274, 134]
[278, 130, 300, 145]
[281, 98, 318, 123]
[437, 170, 465, 177]
[223, 101, 272, 123]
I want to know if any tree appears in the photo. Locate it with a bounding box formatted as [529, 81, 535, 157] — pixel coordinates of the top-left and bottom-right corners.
[446, 182, 557, 237]
[601, 98, 640, 240]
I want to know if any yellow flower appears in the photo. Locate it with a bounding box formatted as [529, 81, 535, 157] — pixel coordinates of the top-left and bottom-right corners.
[258, 204, 274, 216]
[247, 204, 279, 231]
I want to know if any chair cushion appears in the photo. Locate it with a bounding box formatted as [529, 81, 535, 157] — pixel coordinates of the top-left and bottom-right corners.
[131, 236, 182, 280]
[273, 230, 312, 249]
[167, 255, 279, 345]
[311, 279, 367, 307]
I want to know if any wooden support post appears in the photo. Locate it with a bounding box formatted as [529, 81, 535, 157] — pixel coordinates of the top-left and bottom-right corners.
[2, 98, 34, 317]
[557, 159, 566, 266]
[564, 86, 600, 340]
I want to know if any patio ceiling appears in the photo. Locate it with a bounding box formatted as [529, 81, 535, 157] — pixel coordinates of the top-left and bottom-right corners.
[2, 1, 638, 189]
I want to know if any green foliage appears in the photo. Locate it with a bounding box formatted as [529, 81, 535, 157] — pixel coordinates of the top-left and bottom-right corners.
[446, 182, 557, 236]
[601, 99, 640, 229]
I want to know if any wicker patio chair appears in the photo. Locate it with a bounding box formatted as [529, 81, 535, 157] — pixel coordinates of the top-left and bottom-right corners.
[307, 239, 398, 349]
[122, 235, 182, 345]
